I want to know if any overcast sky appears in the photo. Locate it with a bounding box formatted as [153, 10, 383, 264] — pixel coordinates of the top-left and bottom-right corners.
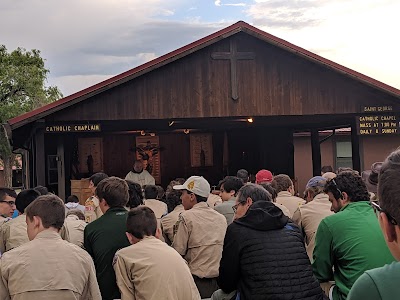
[1, 0, 399, 96]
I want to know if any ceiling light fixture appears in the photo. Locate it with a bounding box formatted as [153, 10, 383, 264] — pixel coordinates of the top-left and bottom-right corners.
[183, 129, 190, 134]
[140, 130, 146, 136]
[168, 120, 175, 127]
[247, 117, 254, 123]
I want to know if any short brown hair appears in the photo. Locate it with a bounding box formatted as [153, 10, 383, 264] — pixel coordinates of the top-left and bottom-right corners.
[126, 206, 157, 239]
[271, 174, 293, 193]
[95, 177, 129, 208]
[378, 150, 400, 222]
[25, 194, 65, 230]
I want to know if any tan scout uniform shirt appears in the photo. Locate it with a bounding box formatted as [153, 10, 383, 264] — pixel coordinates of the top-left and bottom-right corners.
[0, 215, 27, 254]
[274, 202, 291, 217]
[275, 191, 306, 218]
[173, 202, 227, 278]
[160, 204, 184, 245]
[0, 214, 70, 254]
[64, 215, 87, 248]
[84, 196, 103, 223]
[143, 199, 167, 219]
[207, 194, 222, 208]
[0, 230, 101, 300]
[114, 236, 201, 300]
[292, 193, 334, 261]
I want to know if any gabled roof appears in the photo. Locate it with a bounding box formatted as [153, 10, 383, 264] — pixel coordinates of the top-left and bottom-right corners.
[8, 20, 400, 129]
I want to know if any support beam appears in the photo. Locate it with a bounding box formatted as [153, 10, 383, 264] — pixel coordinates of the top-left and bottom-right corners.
[351, 120, 361, 172]
[34, 127, 46, 186]
[311, 129, 322, 176]
[57, 136, 66, 200]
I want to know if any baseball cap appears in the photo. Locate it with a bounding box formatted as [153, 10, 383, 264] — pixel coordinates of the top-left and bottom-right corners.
[173, 176, 210, 198]
[306, 176, 326, 189]
[256, 169, 273, 184]
[322, 172, 336, 180]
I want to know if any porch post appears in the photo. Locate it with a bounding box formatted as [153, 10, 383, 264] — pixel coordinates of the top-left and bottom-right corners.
[351, 119, 361, 172]
[311, 129, 321, 176]
[57, 136, 66, 200]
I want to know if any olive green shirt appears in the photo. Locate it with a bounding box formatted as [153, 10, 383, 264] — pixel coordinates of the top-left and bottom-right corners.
[347, 262, 400, 300]
[84, 207, 130, 300]
[312, 201, 395, 300]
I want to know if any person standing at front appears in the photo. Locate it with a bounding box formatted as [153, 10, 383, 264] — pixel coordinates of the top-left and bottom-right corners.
[173, 176, 227, 298]
[84, 177, 130, 300]
[0, 194, 101, 299]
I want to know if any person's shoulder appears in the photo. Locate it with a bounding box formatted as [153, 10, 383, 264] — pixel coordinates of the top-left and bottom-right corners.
[214, 201, 230, 212]
[115, 244, 135, 257]
[292, 195, 306, 203]
[2, 239, 32, 260]
[366, 262, 400, 282]
[59, 240, 94, 263]
[348, 269, 383, 300]
[85, 217, 102, 232]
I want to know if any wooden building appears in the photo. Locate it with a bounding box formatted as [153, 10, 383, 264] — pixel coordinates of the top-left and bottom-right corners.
[7, 21, 400, 199]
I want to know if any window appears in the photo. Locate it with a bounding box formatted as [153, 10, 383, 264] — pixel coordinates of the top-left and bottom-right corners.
[336, 141, 352, 169]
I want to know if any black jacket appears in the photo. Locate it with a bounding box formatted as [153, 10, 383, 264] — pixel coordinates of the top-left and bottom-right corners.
[217, 201, 326, 300]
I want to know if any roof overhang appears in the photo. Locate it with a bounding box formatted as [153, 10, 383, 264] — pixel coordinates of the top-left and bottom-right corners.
[8, 21, 400, 130]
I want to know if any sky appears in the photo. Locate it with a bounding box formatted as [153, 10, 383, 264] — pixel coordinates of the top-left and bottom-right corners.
[1, 0, 399, 97]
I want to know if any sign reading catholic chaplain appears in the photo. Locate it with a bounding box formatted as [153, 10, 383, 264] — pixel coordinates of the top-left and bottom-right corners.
[45, 124, 101, 133]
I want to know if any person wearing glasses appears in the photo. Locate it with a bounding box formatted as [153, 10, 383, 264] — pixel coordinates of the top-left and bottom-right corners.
[172, 176, 227, 299]
[212, 184, 326, 300]
[347, 150, 400, 299]
[0, 188, 17, 223]
[312, 172, 395, 300]
[0, 189, 40, 254]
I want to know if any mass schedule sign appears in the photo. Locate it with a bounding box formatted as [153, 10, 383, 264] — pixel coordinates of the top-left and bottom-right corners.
[357, 105, 400, 135]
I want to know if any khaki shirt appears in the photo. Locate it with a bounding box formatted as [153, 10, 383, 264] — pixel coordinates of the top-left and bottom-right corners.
[275, 191, 306, 217]
[64, 215, 87, 248]
[173, 202, 227, 278]
[0, 230, 101, 300]
[0, 215, 27, 254]
[84, 196, 103, 223]
[0, 215, 70, 254]
[273, 202, 291, 217]
[292, 193, 334, 261]
[114, 236, 201, 300]
[160, 204, 184, 245]
[207, 194, 222, 208]
[143, 199, 167, 219]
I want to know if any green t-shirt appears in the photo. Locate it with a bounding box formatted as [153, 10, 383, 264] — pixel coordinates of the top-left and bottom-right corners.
[347, 262, 400, 300]
[312, 201, 395, 300]
[84, 207, 130, 300]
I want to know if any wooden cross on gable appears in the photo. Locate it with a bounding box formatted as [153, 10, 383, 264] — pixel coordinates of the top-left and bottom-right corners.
[211, 39, 255, 101]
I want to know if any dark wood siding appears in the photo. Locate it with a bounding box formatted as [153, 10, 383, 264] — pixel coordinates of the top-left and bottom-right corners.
[47, 32, 398, 122]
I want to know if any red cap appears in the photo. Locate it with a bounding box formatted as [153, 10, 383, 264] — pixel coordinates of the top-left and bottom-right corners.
[256, 169, 273, 184]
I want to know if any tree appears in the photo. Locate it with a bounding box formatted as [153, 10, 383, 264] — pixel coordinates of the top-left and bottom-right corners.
[0, 45, 63, 187]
